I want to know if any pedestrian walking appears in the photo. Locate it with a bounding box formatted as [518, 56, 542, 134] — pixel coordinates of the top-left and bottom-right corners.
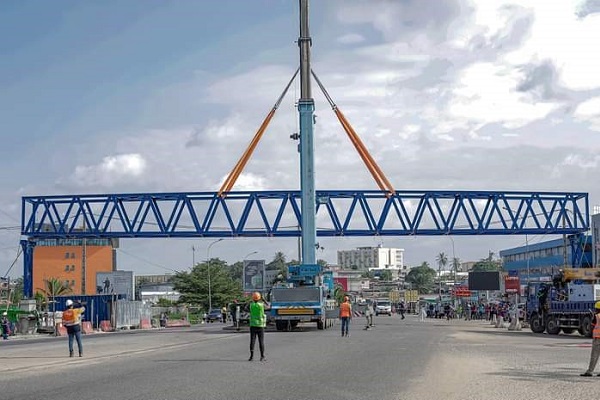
[62, 299, 85, 357]
[249, 292, 268, 362]
[364, 302, 374, 329]
[339, 296, 352, 337]
[581, 301, 600, 376]
[1, 312, 10, 340]
[399, 301, 406, 320]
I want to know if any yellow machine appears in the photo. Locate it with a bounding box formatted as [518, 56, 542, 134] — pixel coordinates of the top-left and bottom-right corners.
[562, 268, 600, 282]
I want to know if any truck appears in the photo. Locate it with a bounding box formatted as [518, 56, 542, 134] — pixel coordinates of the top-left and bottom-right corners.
[526, 268, 600, 336]
[269, 264, 329, 331]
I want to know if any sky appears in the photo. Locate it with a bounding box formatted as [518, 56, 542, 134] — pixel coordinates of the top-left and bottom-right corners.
[1, 0, 600, 277]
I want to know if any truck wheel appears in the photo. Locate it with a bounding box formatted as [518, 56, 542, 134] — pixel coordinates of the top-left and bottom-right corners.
[579, 315, 593, 337]
[275, 321, 286, 331]
[545, 318, 560, 335]
[530, 314, 545, 333]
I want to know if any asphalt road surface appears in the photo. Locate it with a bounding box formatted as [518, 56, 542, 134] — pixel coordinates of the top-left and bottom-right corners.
[2, 316, 600, 400]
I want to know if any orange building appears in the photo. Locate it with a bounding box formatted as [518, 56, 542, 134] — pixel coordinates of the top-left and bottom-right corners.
[33, 238, 118, 295]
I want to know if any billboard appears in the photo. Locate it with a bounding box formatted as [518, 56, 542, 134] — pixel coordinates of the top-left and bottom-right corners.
[96, 271, 134, 299]
[243, 260, 265, 292]
[504, 276, 520, 293]
[468, 271, 501, 291]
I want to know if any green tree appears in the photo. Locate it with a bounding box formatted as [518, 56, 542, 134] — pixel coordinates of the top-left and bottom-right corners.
[333, 283, 346, 304]
[361, 270, 374, 279]
[471, 251, 502, 272]
[406, 262, 437, 294]
[36, 277, 72, 314]
[380, 270, 393, 281]
[10, 277, 24, 305]
[171, 258, 242, 310]
[268, 251, 288, 285]
[227, 261, 244, 283]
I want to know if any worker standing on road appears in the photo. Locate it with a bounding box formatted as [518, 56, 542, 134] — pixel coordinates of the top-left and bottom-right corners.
[339, 296, 352, 337]
[1, 312, 10, 339]
[581, 301, 600, 376]
[62, 299, 85, 357]
[249, 292, 268, 362]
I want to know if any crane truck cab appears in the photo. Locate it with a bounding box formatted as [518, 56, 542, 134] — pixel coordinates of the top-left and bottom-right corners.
[526, 269, 600, 337]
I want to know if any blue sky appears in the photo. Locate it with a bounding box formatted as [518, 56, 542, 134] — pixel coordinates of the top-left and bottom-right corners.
[1, 0, 600, 276]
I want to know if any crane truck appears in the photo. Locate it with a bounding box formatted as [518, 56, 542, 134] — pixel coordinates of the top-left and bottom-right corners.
[526, 268, 600, 336]
[269, 264, 329, 331]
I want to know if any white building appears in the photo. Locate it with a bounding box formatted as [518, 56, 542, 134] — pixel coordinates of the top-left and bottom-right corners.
[337, 246, 405, 273]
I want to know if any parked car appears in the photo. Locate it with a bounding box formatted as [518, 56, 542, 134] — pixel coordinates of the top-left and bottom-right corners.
[375, 300, 392, 316]
[206, 309, 223, 323]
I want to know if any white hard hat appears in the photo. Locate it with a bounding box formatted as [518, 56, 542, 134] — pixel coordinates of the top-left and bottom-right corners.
[2, 312, 6, 316]
[65, 299, 73, 307]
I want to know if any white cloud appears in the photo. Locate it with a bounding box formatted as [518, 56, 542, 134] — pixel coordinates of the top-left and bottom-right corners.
[67, 154, 147, 188]
[337, 33, 365, 44]
[447, 62, 558, 129]
[574, 96, 600, 131]
[504, 0, 600, 90]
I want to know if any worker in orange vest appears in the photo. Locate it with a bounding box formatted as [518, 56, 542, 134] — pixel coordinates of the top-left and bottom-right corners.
[339, 296, 352, 337]
[581, 301, 600, 376]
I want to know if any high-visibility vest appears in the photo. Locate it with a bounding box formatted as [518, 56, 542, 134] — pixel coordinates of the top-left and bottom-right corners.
[593, 313, 600, 339]
[339, 302, 351, 318]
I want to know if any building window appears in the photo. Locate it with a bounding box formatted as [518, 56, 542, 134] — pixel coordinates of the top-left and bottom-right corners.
[71, 253, 76, 258]
[71, 280, 75, 286]
[65, 252, 70, 259]
[64, 265, 70, 272]
[70, 265, 75, 271]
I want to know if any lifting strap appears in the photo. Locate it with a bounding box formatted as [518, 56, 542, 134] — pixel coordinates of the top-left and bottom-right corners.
[218, 68, 300, 197]
[312, 70, 395, 195]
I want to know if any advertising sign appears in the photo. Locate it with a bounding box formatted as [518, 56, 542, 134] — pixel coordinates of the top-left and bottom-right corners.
[333, 277, 348, 291]
[96, 271, 134, 299]
[504, 276, 520, 293]
[243, 260, 265, 292]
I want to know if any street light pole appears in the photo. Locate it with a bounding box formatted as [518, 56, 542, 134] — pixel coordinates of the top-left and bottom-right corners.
[244, 251, 258, 261]
[206, 238, 224, 312]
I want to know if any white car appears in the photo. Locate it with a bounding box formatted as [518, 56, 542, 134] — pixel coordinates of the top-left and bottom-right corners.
[375, 301, 392, 316]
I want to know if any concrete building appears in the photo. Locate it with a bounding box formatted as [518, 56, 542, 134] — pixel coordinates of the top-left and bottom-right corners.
[499, 235, 594, 283]
[139, 283, 180, 304]
[337, 246, 404, 273]
[33, 238, 118, 295]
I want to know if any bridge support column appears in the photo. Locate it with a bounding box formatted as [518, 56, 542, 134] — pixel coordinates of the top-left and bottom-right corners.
[20, 239, 36, 298]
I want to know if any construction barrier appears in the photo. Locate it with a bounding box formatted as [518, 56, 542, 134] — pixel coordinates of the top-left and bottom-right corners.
[99, 320, 113, 332]
[140, 318, 152, 329]
[55, 324, 67, 336]
[81, 321, 93, 334]
[165, 319, 191, 328]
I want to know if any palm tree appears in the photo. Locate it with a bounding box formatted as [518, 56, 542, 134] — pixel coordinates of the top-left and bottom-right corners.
[436, 252, 448, 298]
[36, 278, 72, 328]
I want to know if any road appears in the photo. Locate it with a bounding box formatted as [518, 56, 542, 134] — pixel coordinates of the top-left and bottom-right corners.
[1, 316, 600, 399]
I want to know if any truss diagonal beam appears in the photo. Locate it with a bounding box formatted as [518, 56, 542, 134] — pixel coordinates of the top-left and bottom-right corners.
[22, 190, 589, 238]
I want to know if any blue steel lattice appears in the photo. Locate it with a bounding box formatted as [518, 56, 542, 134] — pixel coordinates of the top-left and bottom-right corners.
[22, 190, 589, 238]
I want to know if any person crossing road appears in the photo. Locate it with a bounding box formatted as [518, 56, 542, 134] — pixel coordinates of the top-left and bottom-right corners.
[339, 296, 352, 337]
[581, 301, 600, 376]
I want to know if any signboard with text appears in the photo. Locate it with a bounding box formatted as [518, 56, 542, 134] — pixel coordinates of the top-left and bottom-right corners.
[243, 260, 265, 292]
[504, 276, 520, 293]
